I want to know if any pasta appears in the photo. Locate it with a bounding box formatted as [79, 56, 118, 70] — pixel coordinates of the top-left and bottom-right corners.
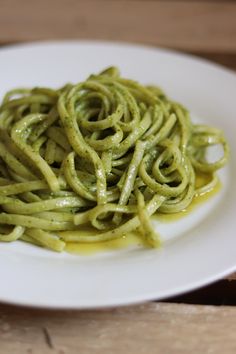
[0, 67, 229, 251]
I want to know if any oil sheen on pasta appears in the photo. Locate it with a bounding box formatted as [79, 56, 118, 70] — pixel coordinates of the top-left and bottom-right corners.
[65, 173, 221, 254]
[0, 67, 229, 252]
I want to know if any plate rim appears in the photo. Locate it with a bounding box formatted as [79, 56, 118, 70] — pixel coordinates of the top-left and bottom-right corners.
[1, 38, 236, 78]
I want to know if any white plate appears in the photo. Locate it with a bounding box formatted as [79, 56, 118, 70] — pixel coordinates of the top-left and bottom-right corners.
[0, 41, 235, 309]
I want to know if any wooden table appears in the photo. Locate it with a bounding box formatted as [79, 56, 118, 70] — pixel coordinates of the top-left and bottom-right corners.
[0, 1, 236, 352]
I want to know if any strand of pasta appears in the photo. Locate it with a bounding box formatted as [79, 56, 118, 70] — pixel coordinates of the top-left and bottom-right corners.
[0, 66, 229, 252]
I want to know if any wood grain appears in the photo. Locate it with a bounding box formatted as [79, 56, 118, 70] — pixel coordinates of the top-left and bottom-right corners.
[0, 302, 236, 354]
[0, 0, 236, 52]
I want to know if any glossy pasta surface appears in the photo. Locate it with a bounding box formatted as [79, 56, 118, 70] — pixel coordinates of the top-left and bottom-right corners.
[0, 67, 229, 251]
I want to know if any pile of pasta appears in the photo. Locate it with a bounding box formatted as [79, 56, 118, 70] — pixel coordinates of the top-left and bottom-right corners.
[0, 67, 229, 251]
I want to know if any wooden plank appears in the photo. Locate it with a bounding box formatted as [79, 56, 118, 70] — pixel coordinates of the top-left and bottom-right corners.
[0, 302, 236, 354]
[0, 1, 236, 52]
